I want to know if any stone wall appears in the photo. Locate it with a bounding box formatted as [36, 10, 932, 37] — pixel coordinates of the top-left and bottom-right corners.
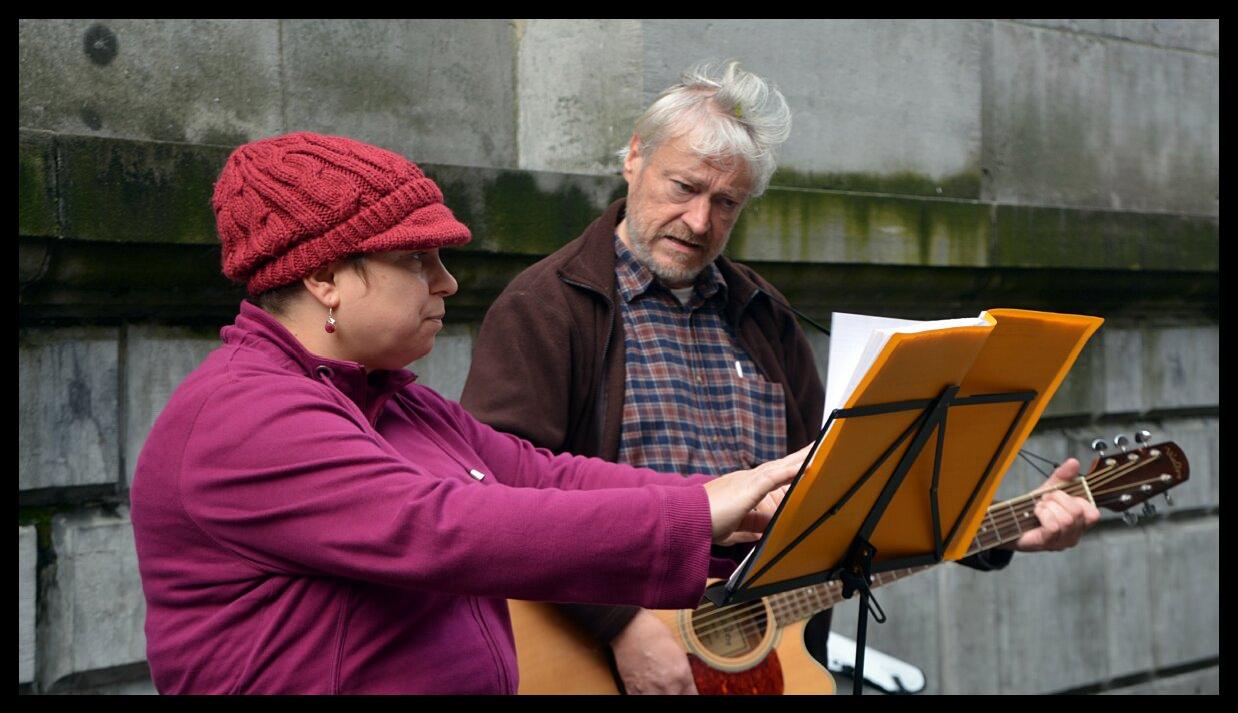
[19, 19, 1217, 694]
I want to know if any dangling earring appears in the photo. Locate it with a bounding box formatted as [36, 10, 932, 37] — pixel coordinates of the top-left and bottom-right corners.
[324, 307, 337, 334]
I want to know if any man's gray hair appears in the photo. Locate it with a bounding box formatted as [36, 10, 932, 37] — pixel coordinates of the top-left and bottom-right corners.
[619, 60, 791, 198]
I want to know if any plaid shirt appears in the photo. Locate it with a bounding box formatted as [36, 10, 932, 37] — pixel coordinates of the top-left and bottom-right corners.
[615, 236, 787, 477]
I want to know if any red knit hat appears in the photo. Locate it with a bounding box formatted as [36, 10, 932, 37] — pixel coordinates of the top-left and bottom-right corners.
[212, 132, 472, 295]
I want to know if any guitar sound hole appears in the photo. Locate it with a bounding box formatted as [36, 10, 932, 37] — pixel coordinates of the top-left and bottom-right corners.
[690, 602, 769, 658]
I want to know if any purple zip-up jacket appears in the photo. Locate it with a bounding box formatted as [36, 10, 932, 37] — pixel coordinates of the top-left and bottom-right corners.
[130, 302, 724, 694]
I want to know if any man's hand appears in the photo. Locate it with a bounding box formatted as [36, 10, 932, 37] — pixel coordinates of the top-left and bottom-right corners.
[1003, 458, 1102, 552]
[705, 445, 810, 545]
[610, 609, 697, 694]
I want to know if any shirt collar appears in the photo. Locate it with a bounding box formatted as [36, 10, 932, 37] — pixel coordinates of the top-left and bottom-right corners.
[225, 301, 416, 424]
[613, 234, 726, 307]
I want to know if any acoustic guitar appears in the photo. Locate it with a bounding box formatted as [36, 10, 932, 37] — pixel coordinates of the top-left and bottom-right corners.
[509, 438, 1189, 694]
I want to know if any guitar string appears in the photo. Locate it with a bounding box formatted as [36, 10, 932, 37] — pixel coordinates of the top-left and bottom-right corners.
[687, 456, 1163, 639]
[685, 456, 1172, 640]
[688, 472, 1115, 639]
[689, 461, 1135, 632]
[689, 476, 1161, 644]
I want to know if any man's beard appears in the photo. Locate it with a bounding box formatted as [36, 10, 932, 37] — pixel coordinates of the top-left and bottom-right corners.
[625, 206, 721, 287]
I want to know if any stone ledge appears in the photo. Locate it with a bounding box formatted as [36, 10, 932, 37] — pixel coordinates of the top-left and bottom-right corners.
[991, 205, 1217, 271]
[18, 237, 1220, 328]
[19, 131, 1219, 272]
[19, 129, 57, 237]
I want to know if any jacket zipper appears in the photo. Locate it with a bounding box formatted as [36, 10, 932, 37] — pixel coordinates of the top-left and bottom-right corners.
[559, 275, 615, 450]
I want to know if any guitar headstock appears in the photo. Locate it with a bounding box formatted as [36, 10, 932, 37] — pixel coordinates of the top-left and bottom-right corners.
[1084, 432, 1189, 517]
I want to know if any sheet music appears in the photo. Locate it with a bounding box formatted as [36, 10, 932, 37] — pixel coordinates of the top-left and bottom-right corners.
[824, 312, 991, 425]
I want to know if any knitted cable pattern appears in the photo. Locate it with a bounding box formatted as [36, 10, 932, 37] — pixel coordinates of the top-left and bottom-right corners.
[212, 132, 471, 295]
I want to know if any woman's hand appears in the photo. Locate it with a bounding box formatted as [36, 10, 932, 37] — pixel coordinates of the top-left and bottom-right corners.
[704, 445, 811, 545]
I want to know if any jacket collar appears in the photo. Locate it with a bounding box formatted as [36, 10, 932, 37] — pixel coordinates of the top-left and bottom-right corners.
[224, 301, 415, 424]
[557, 198, 765, 320]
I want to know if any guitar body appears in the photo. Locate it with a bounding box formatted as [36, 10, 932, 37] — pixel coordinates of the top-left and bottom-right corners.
[508, 599, 835, 695]
[509, 441, 1188, 695]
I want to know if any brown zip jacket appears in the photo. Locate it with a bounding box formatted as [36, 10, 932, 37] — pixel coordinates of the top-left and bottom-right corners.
[460, 198, 827, 644]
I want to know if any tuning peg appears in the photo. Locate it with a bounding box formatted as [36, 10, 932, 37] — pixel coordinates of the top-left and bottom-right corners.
[1122, 511, 1139, 526]
[1135, 430, 1152, 446]
[1164, 492, 1175, 507]
[1091, 439, 1109, 456]
[1141, 502, 1157, 518]
[1114, 434, 1130, 454]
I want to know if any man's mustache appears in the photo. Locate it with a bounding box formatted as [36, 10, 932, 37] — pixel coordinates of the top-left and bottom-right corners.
[657, 224, 705, 245]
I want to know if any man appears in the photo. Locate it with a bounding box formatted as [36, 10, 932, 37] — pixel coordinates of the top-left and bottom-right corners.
[461, 61, 1099, 694]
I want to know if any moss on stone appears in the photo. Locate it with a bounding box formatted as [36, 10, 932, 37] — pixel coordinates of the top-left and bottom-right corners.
[730, 187, 988, 267]
[479, 171, 593, 254]
[33, 134, 1218, 278]
[769, 167, 982, 200]
[19, 131, 58, 238]
[58, 135, 228, 244]
[18, 506, 63, 554]
[992, 206, 1218, 271]
[432, 165, 623, 256]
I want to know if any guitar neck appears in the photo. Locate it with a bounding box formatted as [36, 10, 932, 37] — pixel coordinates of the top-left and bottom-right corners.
[763, 485, 1054, 627]
[758, 440, 1189, 628]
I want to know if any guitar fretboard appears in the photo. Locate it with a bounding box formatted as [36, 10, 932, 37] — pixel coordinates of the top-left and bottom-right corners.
[764, 485, 1049, 626]
[747, 446, 1179, 628]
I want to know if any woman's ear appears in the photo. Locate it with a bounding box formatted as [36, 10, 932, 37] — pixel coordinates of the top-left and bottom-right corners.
[302, 262, 342, 309]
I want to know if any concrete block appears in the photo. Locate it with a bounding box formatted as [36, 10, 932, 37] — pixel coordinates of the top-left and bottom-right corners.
[831, 566, 942, 694]
[938, 559, 1001, 693]
[1100, 527, 1154, 679]
[39, 507, 147, 690]
[1100, 666, 1220, 695]
[1144, 325, 1219, 411]
[1148, 518, 1219, 667]
[57, 134, 229, 245]
[125, 326, 221, 490]
[20, 526, 37, 684]
[1099, 679, 1159, 694]
[408, 324, 474, 403]
[995, 536, 1109, 693]
[19, 328, 120, 490]
[1144, 417, 1217, 512]
[282, 20, 516, 169]
[1015, 20, 1219, 54]
[19, 19, 282, 144]
[1112, 20, 1219, 54]
[984, 21, 1218, 216]
[1043, 336, 1103, 418]
[644, 20, 984, 198]
[516, 20, 643, 174]
[1102, 326, 1144, 414]
[1151, 666, 1219, 694]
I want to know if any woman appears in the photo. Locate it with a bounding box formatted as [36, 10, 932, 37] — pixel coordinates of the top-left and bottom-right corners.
[129, 132, 805, 694]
